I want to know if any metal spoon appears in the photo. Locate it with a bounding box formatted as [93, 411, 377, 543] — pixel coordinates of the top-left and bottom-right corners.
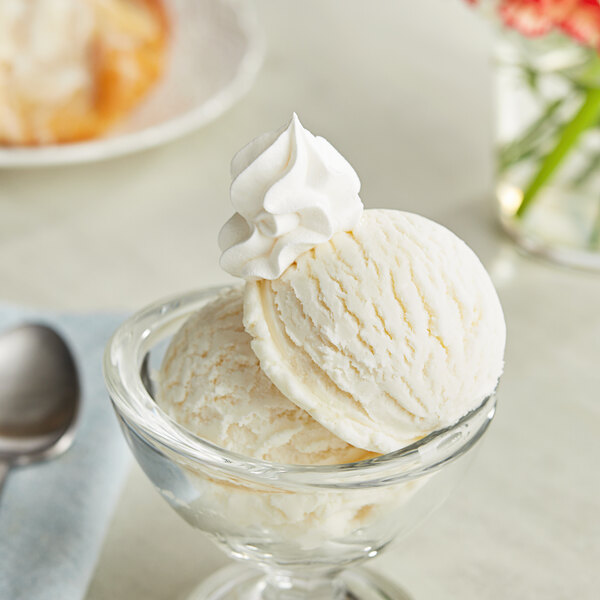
[0, 324, 79, 495]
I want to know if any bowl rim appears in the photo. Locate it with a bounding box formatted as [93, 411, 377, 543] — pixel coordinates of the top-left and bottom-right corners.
[103, 286, 497, 490]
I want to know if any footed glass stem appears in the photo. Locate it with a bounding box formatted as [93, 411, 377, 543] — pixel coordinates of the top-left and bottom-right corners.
[262, 568, 343, 600]
[185, 564, 412, 600]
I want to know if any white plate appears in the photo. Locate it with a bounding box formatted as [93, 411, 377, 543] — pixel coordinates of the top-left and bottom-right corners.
[0, 0, 264, 168]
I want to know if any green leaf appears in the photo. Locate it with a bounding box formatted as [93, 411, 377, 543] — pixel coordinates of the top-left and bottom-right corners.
[516, 87, 600, 218]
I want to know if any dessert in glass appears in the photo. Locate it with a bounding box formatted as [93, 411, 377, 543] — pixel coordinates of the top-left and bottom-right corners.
[104, 115, 505, 599]
[0, 0, 168, 146]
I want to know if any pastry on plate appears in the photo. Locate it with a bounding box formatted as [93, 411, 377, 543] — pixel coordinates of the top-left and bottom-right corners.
[0, 0, 168, 146]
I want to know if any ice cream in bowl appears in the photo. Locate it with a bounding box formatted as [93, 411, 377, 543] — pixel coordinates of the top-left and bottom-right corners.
[103, 114, 505, 599]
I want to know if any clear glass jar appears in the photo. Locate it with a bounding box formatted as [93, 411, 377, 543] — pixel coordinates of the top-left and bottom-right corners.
[103, 286, 497, 600]
[495, 27, 600, 270]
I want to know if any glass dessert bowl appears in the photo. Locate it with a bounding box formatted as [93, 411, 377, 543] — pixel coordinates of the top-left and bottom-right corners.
[104, 286, 497, 600]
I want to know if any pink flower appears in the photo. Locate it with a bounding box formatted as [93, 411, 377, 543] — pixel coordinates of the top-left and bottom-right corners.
[466, 0, 600, 49]
[543, 0, 580, 20]
[498, 1, 554, 36]
[560, 0, 600, 47]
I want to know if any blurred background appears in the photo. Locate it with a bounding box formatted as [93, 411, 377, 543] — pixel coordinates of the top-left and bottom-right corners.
[0, 0, 493, 311]
[1, 1, 598, 600]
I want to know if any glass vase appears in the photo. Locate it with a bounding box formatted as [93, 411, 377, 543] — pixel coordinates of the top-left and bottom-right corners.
[495, 28, 600, 270]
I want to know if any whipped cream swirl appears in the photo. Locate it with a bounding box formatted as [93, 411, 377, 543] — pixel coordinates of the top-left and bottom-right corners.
[218, 114, 364, 280]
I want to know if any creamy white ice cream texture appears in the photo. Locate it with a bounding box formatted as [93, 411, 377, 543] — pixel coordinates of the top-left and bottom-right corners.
[167, 474, 422, 550]
[155, 287, 420, 547]
[156, 116, 504, 547]
[244, 209, 506, 454]
[157, 286, 372, 465]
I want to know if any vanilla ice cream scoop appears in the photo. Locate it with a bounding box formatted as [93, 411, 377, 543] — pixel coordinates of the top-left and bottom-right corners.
[157, 287, 373, 465]
[244, 209, 506, 454]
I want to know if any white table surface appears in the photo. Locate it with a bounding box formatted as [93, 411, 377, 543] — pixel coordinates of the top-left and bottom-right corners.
[1, 1, 599, 599]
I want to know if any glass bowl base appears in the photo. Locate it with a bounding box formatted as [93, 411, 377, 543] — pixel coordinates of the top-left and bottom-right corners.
[184, 563, 412, 600]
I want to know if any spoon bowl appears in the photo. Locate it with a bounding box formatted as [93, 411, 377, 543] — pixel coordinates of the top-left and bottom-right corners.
[0, 324, 79, 493]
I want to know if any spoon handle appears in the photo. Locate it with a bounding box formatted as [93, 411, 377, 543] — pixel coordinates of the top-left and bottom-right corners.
[0, 460, 10, 496]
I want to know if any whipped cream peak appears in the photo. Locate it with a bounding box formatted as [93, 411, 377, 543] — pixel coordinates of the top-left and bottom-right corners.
[218, 114, 364, 280]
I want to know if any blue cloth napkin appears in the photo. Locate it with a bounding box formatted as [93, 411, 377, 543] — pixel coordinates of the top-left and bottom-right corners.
[0, 306, 131, 600]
